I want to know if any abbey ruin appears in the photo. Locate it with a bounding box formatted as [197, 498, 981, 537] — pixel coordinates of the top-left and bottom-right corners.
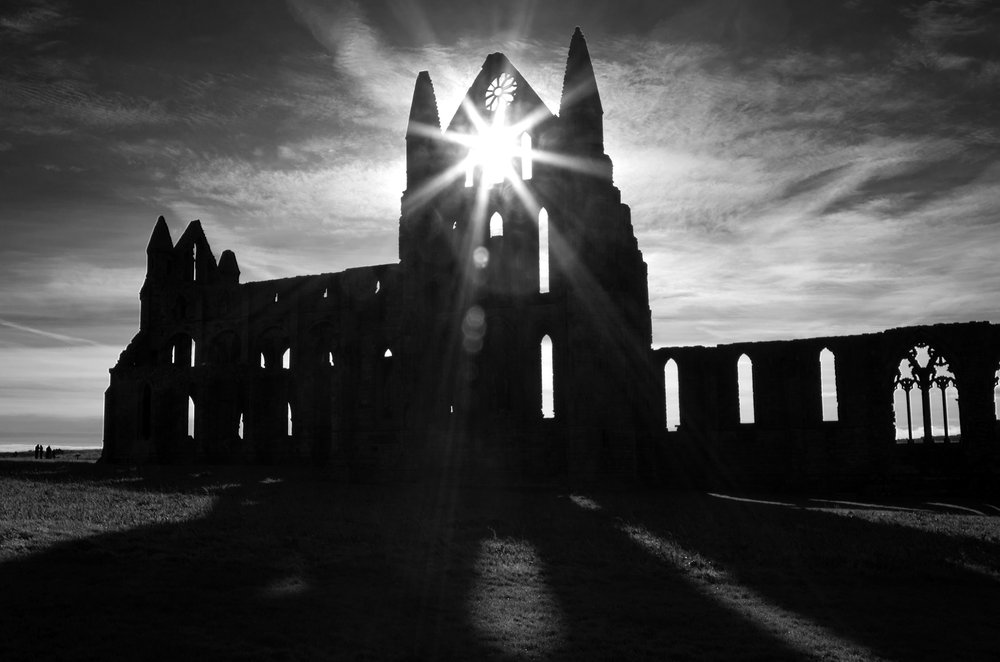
[103, 29, 1000, 487]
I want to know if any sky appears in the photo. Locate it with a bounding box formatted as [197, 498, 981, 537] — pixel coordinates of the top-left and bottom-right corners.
[1, 0, 998, 448]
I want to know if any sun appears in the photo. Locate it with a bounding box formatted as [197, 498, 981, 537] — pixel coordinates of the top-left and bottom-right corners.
[466, 121, 520, 186]
[459, 73, 523, 186]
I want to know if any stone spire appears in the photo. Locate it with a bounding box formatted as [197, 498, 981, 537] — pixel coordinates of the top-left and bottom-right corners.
[406, 71, 442, 190]
[559, 27, 604, 155]
[407, 71, 440, 136]
[146, 215, 173, 254]
[143, 215, 174, 288]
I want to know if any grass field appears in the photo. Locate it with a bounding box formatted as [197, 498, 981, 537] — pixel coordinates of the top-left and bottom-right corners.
[1, 458, 998, 661]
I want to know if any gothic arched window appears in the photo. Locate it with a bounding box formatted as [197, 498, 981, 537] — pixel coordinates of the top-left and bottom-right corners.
[664, 359, 680, 431]
[538, 208, 549, 294]
[820, 348, 838, 422]
[737, 354, 755, 424]
[893, 344, 960, 443]
[994, 364, 1000, 421]
[520, 132, 532, 180]
[541, 335, 554, 419]
[490, 211, 503, 238]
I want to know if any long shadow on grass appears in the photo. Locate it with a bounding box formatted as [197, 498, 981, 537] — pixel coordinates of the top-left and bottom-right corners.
[0, 468, 501, 661]
[589, 492, 1000, 662]
[488, 491, 814, 661]
[1, 465, 822, 661]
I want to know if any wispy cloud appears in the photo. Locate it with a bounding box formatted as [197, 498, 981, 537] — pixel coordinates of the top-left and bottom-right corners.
[0, 0, 997, 453]
[0, 0, 75, 38]
[0, 319, 100, 346]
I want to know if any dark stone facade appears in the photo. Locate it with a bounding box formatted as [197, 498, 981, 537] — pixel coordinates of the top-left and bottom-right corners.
[103, 29, 1000, 486]
[652, 323, 1000, 489]
[103, 29, 659, 480]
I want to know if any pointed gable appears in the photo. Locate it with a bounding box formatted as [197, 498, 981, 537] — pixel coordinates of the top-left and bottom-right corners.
[446, 52, 555, 136]
[174, 220, 218, 283]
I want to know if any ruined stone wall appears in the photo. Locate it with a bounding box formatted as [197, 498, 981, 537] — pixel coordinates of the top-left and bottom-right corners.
[653, 322, 1000, 489]
[104, 257, 405, 468]
[102, 216, 619, 481]
[103, 32, 997, 488]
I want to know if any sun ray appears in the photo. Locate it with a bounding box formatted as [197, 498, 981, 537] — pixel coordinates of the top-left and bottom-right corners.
[401, 159, 470, 214]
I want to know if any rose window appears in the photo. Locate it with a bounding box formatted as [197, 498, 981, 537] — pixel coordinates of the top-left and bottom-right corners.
[485, 73, 517, 111]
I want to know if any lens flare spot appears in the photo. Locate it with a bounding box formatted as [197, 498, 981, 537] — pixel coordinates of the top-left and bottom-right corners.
[473, 246, 490, 268]
[462, 305, 487, 354]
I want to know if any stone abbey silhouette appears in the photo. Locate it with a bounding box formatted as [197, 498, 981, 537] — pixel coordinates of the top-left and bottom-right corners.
[103, 29, 1000, 486]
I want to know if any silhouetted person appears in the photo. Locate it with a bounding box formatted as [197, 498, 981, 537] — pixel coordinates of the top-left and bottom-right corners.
[45, 445, 53, 459]
[33, 445, 39, 459]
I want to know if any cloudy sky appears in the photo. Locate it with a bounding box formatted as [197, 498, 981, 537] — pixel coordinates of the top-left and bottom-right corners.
[2, 0, 998, 448]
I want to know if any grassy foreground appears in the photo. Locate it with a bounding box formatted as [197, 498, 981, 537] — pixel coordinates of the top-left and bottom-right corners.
[1, 460, 999, 661]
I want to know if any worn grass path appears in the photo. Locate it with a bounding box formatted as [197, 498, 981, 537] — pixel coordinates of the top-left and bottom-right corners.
[1, 459, 998, 661]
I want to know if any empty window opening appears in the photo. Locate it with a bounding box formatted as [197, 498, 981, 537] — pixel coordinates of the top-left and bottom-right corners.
[140, 384, 152, 440]
[892, 381, 920, 443]
[282, 348, 290, 370]
[327, 351, 335, 367]
[893, 344, 960, 443]
[375, 280, 381, 294]
[820, 348, 838, 422]
[934, 384, 959, 442]
[490, 211, 503, 238]
[664, 359, 680, 431]
[538, 208, 549, 294]
[274, 292, 279, 303]
[995, 366, 1000, 420]
[287, 403, 293, 437]
[237, 412, 244, 440]
[171, 335, 192, 366]
[737, 354, 755, 424]
[541, 335, 554, 419]
[192, 244, 198, 282]
[187, 396, 195, 438]
[259, 352, 266, 369]
[322, 287, 328, 299]
[384, 348, 393, 358]
[520, 132, 532, 180]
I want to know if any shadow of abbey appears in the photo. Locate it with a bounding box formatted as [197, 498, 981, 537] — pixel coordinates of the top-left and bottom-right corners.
[102, 28, 1000, 488]
[3, 462, 999, 660]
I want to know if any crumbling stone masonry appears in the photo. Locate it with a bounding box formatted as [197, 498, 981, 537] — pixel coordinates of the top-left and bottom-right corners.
[103, 30, 1000, 486]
